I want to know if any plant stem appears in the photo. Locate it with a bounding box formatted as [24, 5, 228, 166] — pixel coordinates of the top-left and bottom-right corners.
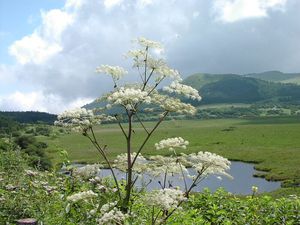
[123, 113, 133, 211]
[179, 161, 188, 192]
[86, 128, 122, 200]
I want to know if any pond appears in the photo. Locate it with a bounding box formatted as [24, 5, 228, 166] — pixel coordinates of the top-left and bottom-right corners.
[97, 161, 281, 195]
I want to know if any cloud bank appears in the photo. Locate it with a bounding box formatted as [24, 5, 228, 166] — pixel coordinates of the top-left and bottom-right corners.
[1, 0, 300, 113]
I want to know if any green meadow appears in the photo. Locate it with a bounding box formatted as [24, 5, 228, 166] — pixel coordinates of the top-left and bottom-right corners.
[42, 116, 300, 187]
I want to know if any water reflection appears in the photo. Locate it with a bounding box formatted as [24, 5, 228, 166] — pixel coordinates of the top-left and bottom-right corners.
[98, 161, 280, 195]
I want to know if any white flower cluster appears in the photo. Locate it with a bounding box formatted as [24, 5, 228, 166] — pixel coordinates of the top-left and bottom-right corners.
[135, 37, 163, 49]
[24, 169, 38, 177]
[144, 188, 186, 211]
[95, 65, 127, 81]
[97, 208, 127, 225]
[147, 155, 186, 177]
[155, 137, 189, 151]
[73, 164, 101, 179]
[57, 107, 93, 119]
[106, 87, 151, 110]
[98, 202, 127, 225]
[100, 201, 117, 212]
[66, 190, 97, 203]
[252, 186, 258, 193]
[128, 38, 182, 83]
[147, 57, 165, 70]
[54, 108, 96, 132]
[184, 151, 232, 179]
[114, 152, 148, 173]
[163, 81, 202, 101]
[152, 94, 196, 115]
[55, 108, 115, 132]
[155, 65, 182, 82]
[127, 49, 146, 60]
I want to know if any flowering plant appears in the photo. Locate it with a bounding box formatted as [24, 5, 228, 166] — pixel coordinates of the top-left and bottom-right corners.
[55, 37, 231, 224]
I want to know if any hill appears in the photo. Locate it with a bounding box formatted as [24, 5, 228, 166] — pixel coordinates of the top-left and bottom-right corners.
[0, 111, 57, 124]
[84, 72, 300, 110]
[184, 73, 300, 105]
[245, 71, 300, 84]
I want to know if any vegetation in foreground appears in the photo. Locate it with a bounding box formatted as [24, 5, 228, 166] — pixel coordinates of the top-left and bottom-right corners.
[1, 149, 299, 224]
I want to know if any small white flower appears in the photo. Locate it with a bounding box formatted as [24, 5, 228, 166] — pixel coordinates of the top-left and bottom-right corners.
[135, 37, 163, 49]
[163, 81, 202, 101]
[183, 151, 232, 179]
[96, 65, 127, 81]
[98, 206, 127, 225]
[152, 94, 196, 115]
[155, 137, 189, 151]
[73, 164, 101, 179]
[147, 155, 187, 177]
[65, 203, 71, 213]
[55, 109, 113, 132]
[66, 190, 97, 203]
[114, 152, 147, 173]
[143, 188, 187, 210]
[89, 209, 97, 215]
[24, 169, 38, 177]
[106, 87, 151, 108]
[252, 186, 258, 193]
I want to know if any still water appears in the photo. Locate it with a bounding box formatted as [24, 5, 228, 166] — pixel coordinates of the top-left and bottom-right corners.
[98, 161, 281, 195]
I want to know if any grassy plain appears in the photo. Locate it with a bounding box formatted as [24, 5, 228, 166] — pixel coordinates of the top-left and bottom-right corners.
[42, 116, 300, 187]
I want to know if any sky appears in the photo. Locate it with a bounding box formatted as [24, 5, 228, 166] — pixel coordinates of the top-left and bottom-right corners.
[0, 0, 300, 113]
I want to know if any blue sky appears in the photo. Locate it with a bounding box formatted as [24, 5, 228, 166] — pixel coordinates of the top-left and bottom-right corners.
[0, 0, 64, 64]
[0, 0, 299, 113]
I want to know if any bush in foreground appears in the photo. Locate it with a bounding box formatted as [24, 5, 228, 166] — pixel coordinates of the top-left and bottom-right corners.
[1, 149, 299, 224]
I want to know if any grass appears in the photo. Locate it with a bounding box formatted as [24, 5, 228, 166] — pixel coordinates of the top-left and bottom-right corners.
[41, 116, 300, 188]
[197, 103, 251, 109]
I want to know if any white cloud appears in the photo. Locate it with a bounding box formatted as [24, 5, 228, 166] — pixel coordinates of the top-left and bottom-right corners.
[9, 33, 62, 64]
[9, 9, 73, 65]
[0, 91, 92, 113]
[41, 9, 74, 40]
[0, 64, 20, 94]
[6, 0, 190, 111]
[213, 0, 287, 23]
[136, 0, 153, 8]
[65, 0, 85, 10]
[192, 11, 200, 19]
[0, 64, 12, 82]
[104, 0, 124, 9]
[3, 0, 300, 113]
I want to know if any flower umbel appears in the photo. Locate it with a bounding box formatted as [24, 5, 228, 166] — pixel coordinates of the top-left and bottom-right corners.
[73, 164, 101, 179]
[184, 151, 232, 179]
[96, 65, 128, 82]
[106, 87, 151, 110]
[155, 137, 189, 151]
[163, 81, 202, 101]
[143, 188, 187, 211]
[66, 190, 97, 203]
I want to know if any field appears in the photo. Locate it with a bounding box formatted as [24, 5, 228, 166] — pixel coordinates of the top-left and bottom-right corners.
[42, 116, 300, 187]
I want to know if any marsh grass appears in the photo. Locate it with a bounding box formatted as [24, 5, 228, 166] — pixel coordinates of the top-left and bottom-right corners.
[41, 117, 300, 188]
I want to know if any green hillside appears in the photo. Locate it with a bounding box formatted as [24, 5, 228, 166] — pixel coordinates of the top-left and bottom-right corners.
[84, 72, 300, 110]
[0, 111, 57, 124]
[183, 73, 300, 104]
[245, 71, 300, 84]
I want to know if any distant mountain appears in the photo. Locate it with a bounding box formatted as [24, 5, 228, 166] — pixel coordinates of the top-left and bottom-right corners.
[84, 71, 300, 111]
[0, 111, 57, 124]
[183, 73, 300, 105]
[245, 71, 300, 84]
